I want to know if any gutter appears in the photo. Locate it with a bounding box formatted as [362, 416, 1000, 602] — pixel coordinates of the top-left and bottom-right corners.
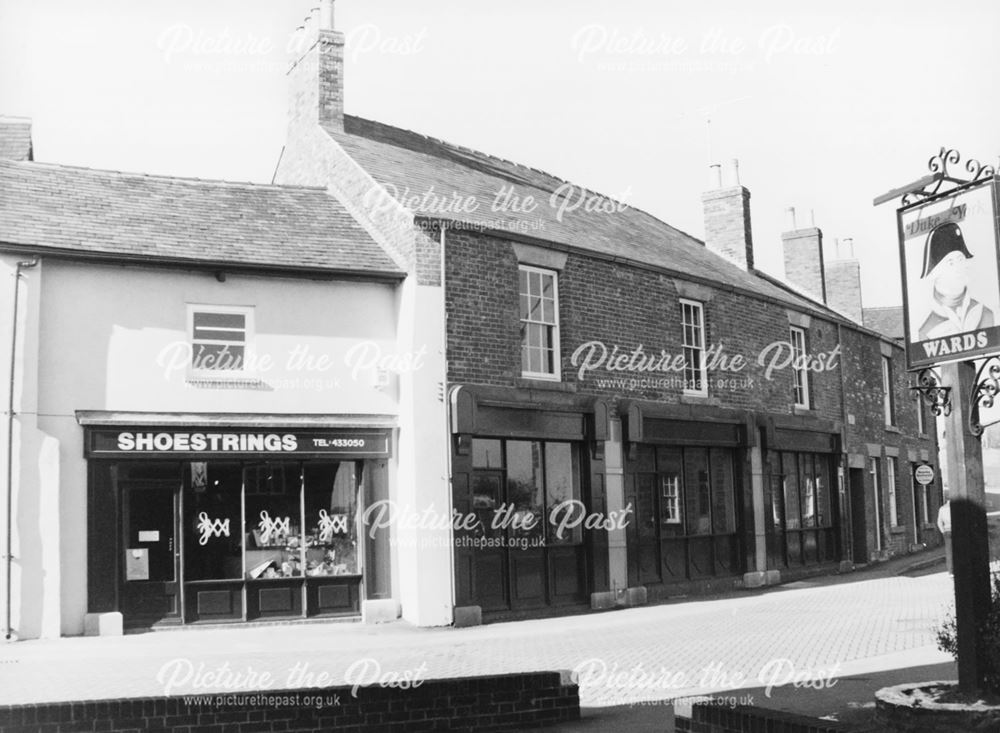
[5, 256, 38, 641]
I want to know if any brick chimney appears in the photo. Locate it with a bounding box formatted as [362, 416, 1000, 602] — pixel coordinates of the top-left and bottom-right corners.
[826, 238, 864, 323]
[287, 0, 345, 131]
[0, 116, 33, 161]
[702, 159, 754, 270]
[782, 208, 826, 303]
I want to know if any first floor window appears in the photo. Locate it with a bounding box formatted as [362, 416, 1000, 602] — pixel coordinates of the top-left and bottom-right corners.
[519, 266, 560, 379]
[680, 299, 707, 394]
[188, 305, 253, 375]
[790, 326, 810, 408]
[882, 356, 895, 426]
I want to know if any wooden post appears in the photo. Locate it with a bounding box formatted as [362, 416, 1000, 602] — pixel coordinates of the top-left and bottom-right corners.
[942, 361, 992, 692]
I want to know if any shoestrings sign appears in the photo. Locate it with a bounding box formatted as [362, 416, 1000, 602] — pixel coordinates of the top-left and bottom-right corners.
[899, 179, 1000, 369]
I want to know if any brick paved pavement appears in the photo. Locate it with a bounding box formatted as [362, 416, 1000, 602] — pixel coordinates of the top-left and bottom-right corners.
[0, 565, 955, 713]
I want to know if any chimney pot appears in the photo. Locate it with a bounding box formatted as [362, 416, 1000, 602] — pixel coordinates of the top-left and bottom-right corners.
[843, 237, 854, 258]
[708, 163, 722, 190]
[785, 207, 797, 232]
[319, 0, 335, 30]
[727, 158, 741, 187]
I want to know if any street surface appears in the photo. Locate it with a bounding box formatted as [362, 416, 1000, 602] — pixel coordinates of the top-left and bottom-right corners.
[0, 555, 958, 731]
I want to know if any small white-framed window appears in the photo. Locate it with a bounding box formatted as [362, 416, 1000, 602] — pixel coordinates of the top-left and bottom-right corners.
[188, 305, 254, 376]
[661, 474, 682, 524]
[519, 265, 560, 380]
[790, 326, 810, 408]
[882, 356, 895, 426]
[887, 456, 899, 527]
[680, 299, 707, 395]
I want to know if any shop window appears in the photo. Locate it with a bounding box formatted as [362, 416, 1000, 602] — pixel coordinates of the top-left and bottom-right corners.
[790, 326, 810, 408]
[519, 265, 560, 379]
[800, 454, 816, 528]
[304, 463, 360, 576]
[544, 443, 582, 545]
[244, 463, 303, 579]
[184, 462, 243, 581]
[680, 299, 707, 395]
[710, 448, 735, 534]
[661, 475, 681, 524]
[188, 305, 253, 375]
[656, 447, 685, 532]
[782, 452, 801, 530]
[470, 438, 583, 545]
[472, 439, 503, 470]
[887, 457, 899, 527]
[814, 454, 831, 526]
[684, 448, 712, 534]
[506, 440, 546, 543]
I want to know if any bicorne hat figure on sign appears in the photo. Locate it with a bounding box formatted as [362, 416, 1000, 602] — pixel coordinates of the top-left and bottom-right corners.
[917, 222, 994, 340]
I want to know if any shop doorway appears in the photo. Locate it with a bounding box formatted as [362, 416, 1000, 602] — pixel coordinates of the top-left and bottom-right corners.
[119, 480, 181, 624]
[849, 468, 868, 563]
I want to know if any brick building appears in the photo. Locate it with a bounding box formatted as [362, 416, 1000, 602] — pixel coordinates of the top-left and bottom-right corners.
[0, 3, 943, 639]
[274, 2, 942, 622]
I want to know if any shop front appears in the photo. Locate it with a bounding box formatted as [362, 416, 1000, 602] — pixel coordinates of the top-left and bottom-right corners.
[763, 419, 842, 570]
[84, 423, 392, 629]
[449, 386, 610, 619]
[621, 402, 750, 591]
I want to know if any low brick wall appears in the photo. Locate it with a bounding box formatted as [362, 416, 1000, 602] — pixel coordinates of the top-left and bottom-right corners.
[0, 670, 579, 733]
[676, 702, 853, 733]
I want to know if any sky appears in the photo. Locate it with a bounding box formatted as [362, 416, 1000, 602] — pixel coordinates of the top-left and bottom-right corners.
[1, 0, 997, 308]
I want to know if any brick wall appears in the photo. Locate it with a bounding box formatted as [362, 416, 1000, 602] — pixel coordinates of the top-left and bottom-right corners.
[0, 671, 579, 733]
[825, 259, 863, 323]
[701, 186, 754, 270]
[444, 228, 940, 567]
[446, 228, 847, 426]
[782, 228, 826, 303]
[676, 702, 853, 733]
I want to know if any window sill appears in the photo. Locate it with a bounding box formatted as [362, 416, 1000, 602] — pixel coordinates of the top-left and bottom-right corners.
[884, 424, 901, 433]
[890, 526, 907, 535]
[516, 377, 575, 393]
[792, 405, 816, 416]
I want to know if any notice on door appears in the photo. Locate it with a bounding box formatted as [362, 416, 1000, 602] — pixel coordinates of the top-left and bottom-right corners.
[125, 548, 150, 580]
[138, 530, 160, 543]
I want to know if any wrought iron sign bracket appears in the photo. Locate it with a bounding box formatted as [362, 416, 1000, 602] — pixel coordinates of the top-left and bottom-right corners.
[969, 357, 1000, 437]
[900, 148, 996, 207]
[910, 367, 952, 418]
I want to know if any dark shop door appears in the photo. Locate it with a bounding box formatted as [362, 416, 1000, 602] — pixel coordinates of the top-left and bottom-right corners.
[120, 481, 181, 624]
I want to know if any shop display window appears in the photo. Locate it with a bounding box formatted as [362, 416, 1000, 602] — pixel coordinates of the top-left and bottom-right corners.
[304, 462, 360, 576]
[184, 462, 243, 581]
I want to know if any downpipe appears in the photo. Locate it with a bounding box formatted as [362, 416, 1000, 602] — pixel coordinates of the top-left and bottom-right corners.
[5, 257, 38, 641]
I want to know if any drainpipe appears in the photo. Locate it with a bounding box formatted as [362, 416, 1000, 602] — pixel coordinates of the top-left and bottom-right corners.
[5, 256, 38, 641]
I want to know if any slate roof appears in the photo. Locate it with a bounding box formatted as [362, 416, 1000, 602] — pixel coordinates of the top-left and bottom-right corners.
[0, 117, 32, 161]
[0, 160, 402, 276]
[327, 116, 837, 315]
[863, 306, 905, 340]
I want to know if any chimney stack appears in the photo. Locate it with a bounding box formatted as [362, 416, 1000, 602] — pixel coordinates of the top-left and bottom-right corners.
[826, 237, 864, 323]
[287, 0, 345, 131]
[0, 116, 33, 161]
[782, 211, 825, 303]
[701, 159, 754, 271]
